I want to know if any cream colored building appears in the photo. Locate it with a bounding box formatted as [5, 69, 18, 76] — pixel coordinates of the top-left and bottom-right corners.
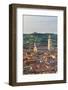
[48, 35, 52, 50]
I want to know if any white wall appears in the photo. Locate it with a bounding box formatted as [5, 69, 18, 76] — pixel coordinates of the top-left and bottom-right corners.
[0, 0, 68, 90]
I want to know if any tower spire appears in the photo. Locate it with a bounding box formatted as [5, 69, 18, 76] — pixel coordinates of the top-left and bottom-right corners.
[33, 43, 37, 53]
[48, 34, 52, 50]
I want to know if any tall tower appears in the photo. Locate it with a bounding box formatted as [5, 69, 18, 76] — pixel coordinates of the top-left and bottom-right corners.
[48, 35, 52, 50]
[33, 43, 37, 53]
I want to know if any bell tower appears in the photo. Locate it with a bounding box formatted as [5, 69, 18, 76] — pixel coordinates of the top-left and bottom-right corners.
[48, 35, 52, 50]
[33, 43, 37, 53]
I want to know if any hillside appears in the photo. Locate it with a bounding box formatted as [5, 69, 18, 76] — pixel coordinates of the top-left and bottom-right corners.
[23, 33, 57, 48]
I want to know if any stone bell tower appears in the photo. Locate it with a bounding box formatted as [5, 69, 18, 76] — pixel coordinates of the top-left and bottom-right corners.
[33, 43, 37, 53]
[48, 34, 52, 50]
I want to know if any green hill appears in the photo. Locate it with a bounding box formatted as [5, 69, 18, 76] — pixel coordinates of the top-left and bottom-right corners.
[23, 33, 57, 48]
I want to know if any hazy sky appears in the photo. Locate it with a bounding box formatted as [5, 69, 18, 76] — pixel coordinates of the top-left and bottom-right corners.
[23, 15, 57, 34]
